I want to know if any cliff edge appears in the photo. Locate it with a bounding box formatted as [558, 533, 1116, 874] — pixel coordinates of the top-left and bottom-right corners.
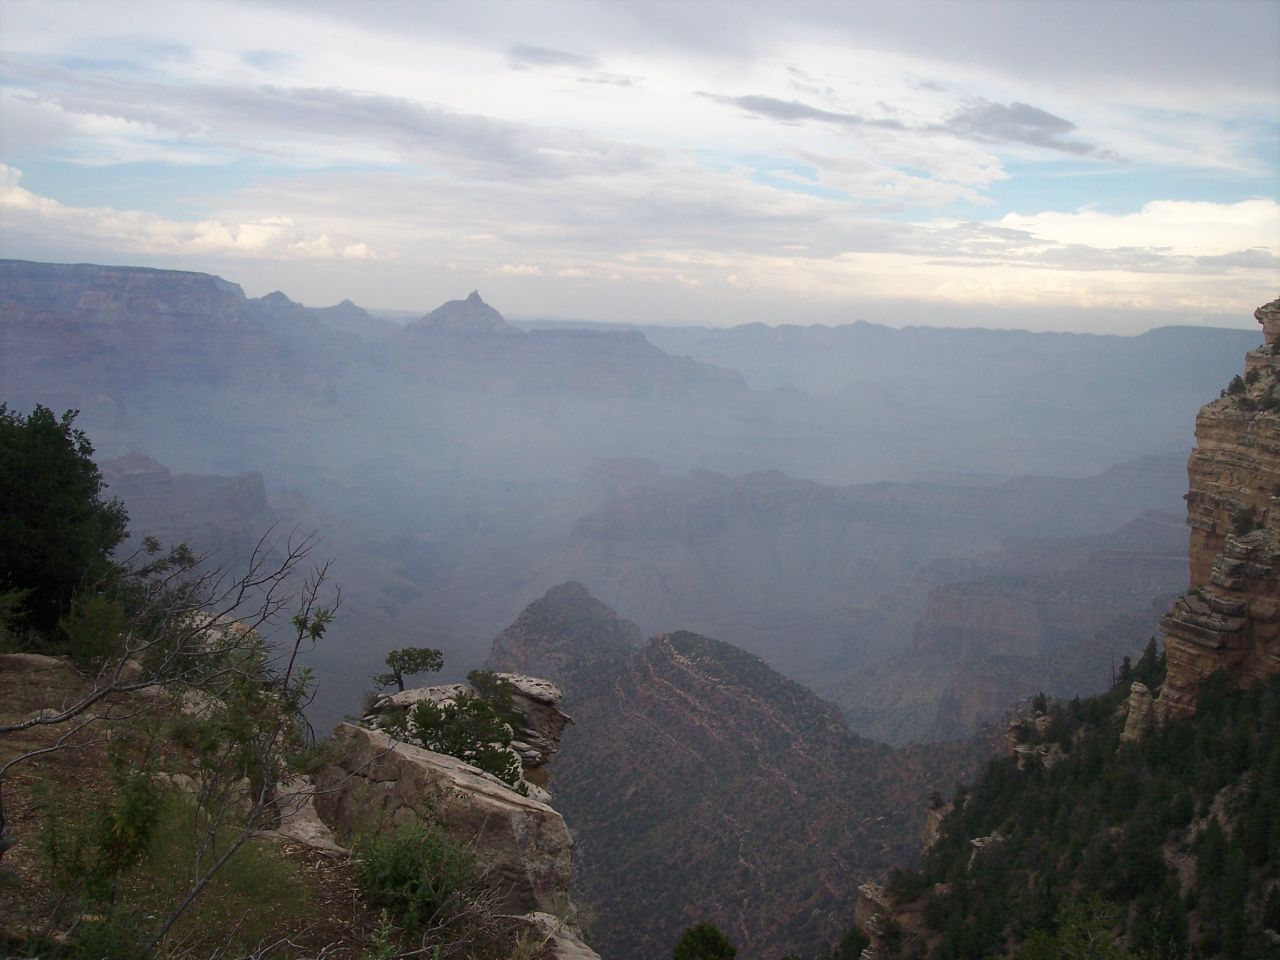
[1159, 298, 1280, 717]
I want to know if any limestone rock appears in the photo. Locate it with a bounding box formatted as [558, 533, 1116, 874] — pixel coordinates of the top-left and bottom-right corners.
[969, 832, 1009, 869]
[314, 723, 572, 914]
[371, 682, 470, 714]
[1120, 681, 1154, 742]
[520, 913, 602, 960]
[265, 778, 346, 856]
[366, 675, 572, 793]
[492, 673, 573, 777]
[854, 882, 894, 946]
[1158, 298, 1280, 718]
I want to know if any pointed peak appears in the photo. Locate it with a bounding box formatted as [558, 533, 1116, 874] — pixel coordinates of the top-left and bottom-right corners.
[409, 289, 519, 337]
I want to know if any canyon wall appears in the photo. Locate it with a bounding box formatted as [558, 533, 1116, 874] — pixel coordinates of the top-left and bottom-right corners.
[1159, 299, 1280, 717]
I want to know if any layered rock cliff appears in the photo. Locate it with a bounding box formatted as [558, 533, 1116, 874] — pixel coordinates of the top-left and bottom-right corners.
[1159, 298, 1280, 717]
[99, 451, 279, 560]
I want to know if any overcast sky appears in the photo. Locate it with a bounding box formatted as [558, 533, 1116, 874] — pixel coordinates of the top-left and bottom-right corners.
[1, 0, 1277, 331]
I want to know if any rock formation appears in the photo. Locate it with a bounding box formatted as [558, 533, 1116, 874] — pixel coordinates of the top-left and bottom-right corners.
[837, 507, 1187, 744]
[485, 583, 991, 960]
[1119, 681, 1154, 742]
[1158, 298, 1280, 717]
[363, 672, 573, 797]
[99, 452, 278, 560]
[494, 674, 574, 787]
[318, 665, 596, 953]
[316, 723, 574, 915]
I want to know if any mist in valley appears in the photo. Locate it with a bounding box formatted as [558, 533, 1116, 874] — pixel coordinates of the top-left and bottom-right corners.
[0, 259, 1254, 738]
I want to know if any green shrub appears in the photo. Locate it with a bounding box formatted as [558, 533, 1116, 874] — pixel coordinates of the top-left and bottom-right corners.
[409, 694, 525, 791]
[39, 780, 309, 957]
[355, 821, 476, 932]
[59, 591, 128, 666]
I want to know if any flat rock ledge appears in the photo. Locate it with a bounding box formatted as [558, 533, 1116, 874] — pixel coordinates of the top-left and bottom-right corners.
[314, 723, 573, 914]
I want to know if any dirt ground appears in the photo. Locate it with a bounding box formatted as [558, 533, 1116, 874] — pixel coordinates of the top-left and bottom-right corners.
[0, 653, 376, 958]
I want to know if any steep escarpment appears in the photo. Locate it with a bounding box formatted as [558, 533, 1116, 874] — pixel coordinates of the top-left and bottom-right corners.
[1160, 298, 1280, 717]
[487, 584, 990, 960]
[0, 260, 284, 398]
[99, 451, 281, 561]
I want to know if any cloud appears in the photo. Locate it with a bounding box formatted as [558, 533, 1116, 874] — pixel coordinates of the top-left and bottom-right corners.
[496, 263, 542, 276]
[3, 63, 653, 178]
[706, 91, 1118, 158]
[506, 43, 635, 86]
[507, 44, 599, 72]
[703, 93, 906, 130]
[944, 99, 1118, 158]
[996, 199, 1280, 257]
[0, 162, 376, 260]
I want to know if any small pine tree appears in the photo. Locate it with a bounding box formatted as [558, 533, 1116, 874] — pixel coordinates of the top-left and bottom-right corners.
[373, 647, 443, 692]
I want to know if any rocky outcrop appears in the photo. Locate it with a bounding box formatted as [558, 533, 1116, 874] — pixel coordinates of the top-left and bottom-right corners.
[855, 882, 895, 960]
[364, 674, 572, 793]
[314, 723, 573, 915]
[492, 674, 573, 785]
[370, 682, 470, 713]
[1120, 681, 1155, 742]
[1159, 298, 1280, 718]
[855, 881, 925, 960]
[520, 913, 602, 960]
[922, 800, 953, 852]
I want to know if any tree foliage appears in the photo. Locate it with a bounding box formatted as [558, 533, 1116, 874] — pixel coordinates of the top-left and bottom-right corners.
[374, 646, 444, 692]
[0, 404, 129, 632]
[673, 922, 737, 960]
[864, 638, 1279, 960]
[407, 694, 524, 791]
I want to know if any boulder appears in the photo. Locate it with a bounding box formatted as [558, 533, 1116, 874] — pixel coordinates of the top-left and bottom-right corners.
[314, 723, 572, 914]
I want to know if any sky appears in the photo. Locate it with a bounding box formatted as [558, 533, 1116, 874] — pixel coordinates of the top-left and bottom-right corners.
[0, 0, 1278, 331]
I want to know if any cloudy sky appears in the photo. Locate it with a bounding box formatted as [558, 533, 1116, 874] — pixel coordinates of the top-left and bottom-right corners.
[1, 0, 1277, 330]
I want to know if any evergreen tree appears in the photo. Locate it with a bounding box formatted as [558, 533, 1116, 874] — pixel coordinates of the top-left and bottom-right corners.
[0, 405, 129, 632]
